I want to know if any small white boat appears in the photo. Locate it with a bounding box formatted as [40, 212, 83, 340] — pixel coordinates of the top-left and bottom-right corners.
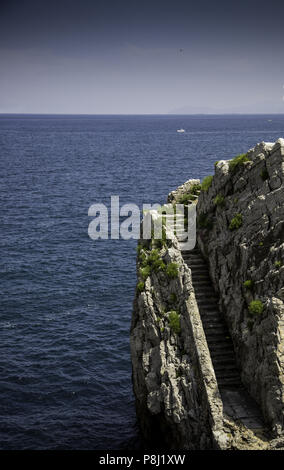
[177, 128, 185, 133]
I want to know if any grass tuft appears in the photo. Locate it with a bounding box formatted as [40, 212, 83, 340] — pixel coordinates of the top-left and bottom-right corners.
[166, 263, 179, 279]
[229, 213, 243, 230]
[248, 300, 264, 316]
[201, 175, 213, 191]
[168, 310, 181, 334]
[229, 153, 250, 172]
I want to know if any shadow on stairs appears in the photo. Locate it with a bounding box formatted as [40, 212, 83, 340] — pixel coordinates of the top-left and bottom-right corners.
[183, 247, 265, 431]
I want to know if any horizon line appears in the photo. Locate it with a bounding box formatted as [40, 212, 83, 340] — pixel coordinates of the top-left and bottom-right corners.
[1, 112, 284, 117]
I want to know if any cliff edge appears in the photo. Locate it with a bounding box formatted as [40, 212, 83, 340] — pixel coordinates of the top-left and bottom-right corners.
[130, 139, 284, 450]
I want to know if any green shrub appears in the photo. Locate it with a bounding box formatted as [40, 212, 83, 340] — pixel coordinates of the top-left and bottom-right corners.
[229, 153, 250, 172]
[248, 300, 264, 316]
[166, 263, 179, 279]
[243, 280, 253, 289]
[143, 249, 166, 273]
[177, 193, 196, 204]
[214, 194, 225, 207]
[201, 175, 213, 191]
[137, 244, 147, 263]
[139, 266, 151, 280]
[137, 243, 143, 258]
[168, 310, 181, 334]
[190, 183, 201, 195]
[229, 213, 243, 230]
[259, 241, 264, 246]
[137, 281, 145, 292]
[153, 225, 168, 249]
[261, 168, 269, 181]
[169, 293, 177, 304]
[214, 161, 220, 167]
[275, 261, 282, 268]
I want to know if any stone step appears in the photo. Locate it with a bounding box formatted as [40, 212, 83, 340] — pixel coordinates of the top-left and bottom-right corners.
[217, 379, 242, 388]
[211, 350, 236, 359]
[190, 274, 211, 280]
[183, 254, 205, 260]
[203, 324, 225, 331]
[206, 339, 233, 349]
[199, 306, 222, 315]
[204, 331, 231, 341]
[185, 252, 204, 257]
[206, 342, 234, 353]
[195, 286, 218, 303]
[186, 256, 206, 261]
[212, 355, 237, 366]
[184, 259, 205, 265]
[200, 313, 222, 321]
[203, 323, 228, 338]
[191, 281, 213, 288]
[183, 261, 207, 268]
[191, 269, 210, 275]
[197, 302, 220, 310]
[194, 286, 219, 296]
[214, 363, 240, 374]
[195, 296, 219, 304]
[218, 378, 242, 388]
[205, 338, 231, 346]
[202, 317, 223, 325]
[204, 330, 228, 339]
[188, 262, 206, 266]
[203, 323, 226, 331]
[216, 371, 241, 380]
[201, 317, 223, 325]
[182, 247, 264, 429]
[191, 269, 209, 276]
[191, 275, 210, 280]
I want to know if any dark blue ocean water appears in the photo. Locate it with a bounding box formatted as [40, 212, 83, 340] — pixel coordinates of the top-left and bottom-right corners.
[0, 114, 284, 449]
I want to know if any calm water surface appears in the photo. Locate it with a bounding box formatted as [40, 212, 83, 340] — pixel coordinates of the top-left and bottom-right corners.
[0, 114, 283, 449]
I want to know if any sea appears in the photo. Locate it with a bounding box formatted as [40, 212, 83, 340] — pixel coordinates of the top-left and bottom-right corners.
[1, 114, 283, 449]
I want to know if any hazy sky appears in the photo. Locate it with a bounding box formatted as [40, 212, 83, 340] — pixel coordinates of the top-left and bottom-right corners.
[1, 0, 284, 114]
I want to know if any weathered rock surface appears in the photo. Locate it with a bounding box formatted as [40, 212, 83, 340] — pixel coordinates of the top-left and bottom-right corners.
[168, 179, 200, 204]
[130, 233, 226, 449]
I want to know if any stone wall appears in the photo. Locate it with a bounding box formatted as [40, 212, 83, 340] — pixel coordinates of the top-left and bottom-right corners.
[130, 230, 227, 449]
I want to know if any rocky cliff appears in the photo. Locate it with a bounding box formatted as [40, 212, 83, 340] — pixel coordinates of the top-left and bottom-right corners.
[130, 233, 227, 449]
[130, 139, 284, 450]
[197, 138, 284, 436]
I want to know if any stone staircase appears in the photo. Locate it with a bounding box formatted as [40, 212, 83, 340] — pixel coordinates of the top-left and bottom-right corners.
[182, 247, 265, 430]
[183, 248, 241, 388]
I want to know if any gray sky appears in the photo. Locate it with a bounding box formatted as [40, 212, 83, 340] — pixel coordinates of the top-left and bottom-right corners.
[0, 0, 284, 114]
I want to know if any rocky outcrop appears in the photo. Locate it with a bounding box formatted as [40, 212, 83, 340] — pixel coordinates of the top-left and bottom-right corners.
[197, 139, 284, 436]
[130, 138, 284, 449]
[168, 179, 201, 204]
[131, 225, 230, 449]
